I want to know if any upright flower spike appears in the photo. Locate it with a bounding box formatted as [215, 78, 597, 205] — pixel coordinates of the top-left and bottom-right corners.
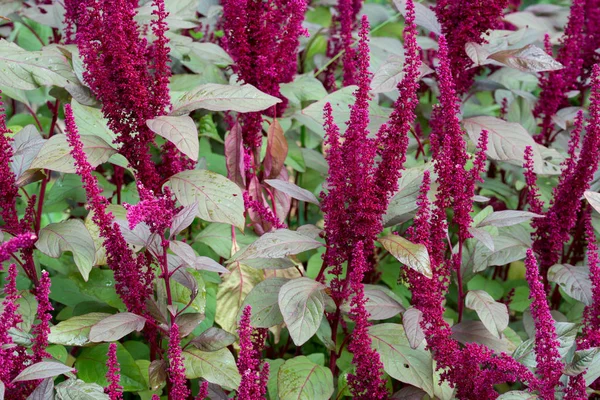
[0, 233, 37, 266]
[64, 104, 153, 315]
[237, 306, 269, 399]
[533, 65, 600, 285]
[434, 0, 508, 93]
[168, 324, 191, 400]
[373, 0, 421, 206]
[105, 343, 123, 400]
[523, 146, 544, 216]
[347, 244, 388, 399]
[195, 381, 209, 400]
[0, 264, 21, 385]
[31, 271, 52, 362]
[583, 0, 600, 80]
[524, 249, 563, 399]
[581, 209, 600, 347]
[0, 100, 19, 232]
[221, 0, 307, 149]
[534, 0, 585, 144]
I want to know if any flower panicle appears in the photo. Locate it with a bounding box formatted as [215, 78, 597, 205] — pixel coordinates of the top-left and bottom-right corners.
[237, 305, 269, 399]
[523, 146, 544, 216]
[31, 271, 52, 362]
[0, 233, 37, 266]
[195, 381, 209, 400]
[524, 249, 563, 399]
[168, 323, 191, 399]
[64, 104, 152, 315]
[105, 343, 123, 400]
[581, 208, 600, 347]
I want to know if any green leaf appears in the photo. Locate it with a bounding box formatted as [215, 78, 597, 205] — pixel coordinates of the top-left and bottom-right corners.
[215, 262, 263, 333]
[75, 343, 146, 392]
[477, 210, 543, 228]
[368, 323, 435, 396]
[564, 347, 599, 376]
[9, 124, 45, 182]
[264, 179, 319, 205]
[48, 313, 111, 346]
[488, 44, 563, 73]
[27, 377, 54, 399]
[147, 115, 199, 161]
[240, 277, 288, 328]
[497, 391, 539, 399]
[548, 264, 592, 305]
[228, 229, 323, 263]
[88, 312, 146, 342]
[266, 358, 286, 399]
[55, 378, 110, 399]
[277, 356, 334, 400]
[188, 327, 236, 352]
[465, 290, 509, 338]
[402, 308, 425, 349]
[30, 134, 117, 174]
[171, 83, 282, 115]
[383, 165, 429, 227]
[0, 41, 76, 90]
[278, 277, 326, 346]
[70, 100, 115, 144]
[169, 169, 245, 231]
[341, 287, 405, 320]
[36, 219, 96, 281]
[12, 361, 73, 383]
[379, 235, 432, 278]
[182, 347, 241, 390]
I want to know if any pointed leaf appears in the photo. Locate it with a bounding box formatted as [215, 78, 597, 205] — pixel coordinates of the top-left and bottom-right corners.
[229, 229, 323, 262]
[548, 264, 592, 305]
[403, 308, 425, 349]
[170, 202, 198, 238]
[169, 169, 245, 230]
[379, 235, 432, 278]
[478, 210, 543, 228]
[277, 356, 334, 400]
[264, 179, 319, 205]
[188, 327, 237, 352]
[264, 120, 288, 179]
[10, 125, 45, 181]
[465, 290, 509, 338]
[182, 347, 241, 390]
[36, 219, 96, 281]
[489, 44, 563, 72]
[225, 123, 246, 189]
[147, 115, 199, 161]
[171, 83, 282, 115]
[48, 313, 111, 346]
[12, 361, 74, 382]
[26, 378, 54, 400]
[279, 278, 326, 346]
[88, 312, 146, 342]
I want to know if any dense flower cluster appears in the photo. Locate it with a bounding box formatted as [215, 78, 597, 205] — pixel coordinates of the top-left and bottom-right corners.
[0, 102, 19, 231]
[534, 0, 585, 144]
[105, 343, 123, 400]
[221, 0, 307, 148]
[0, 233, 37, 266]
[31, 270, 52, 362]
[524, 250, 563, 399]
[168, 323, 191, 399]
[532, 65, 600, 285]
[64, 104, 154, 315]
[237, 306, 269, 399]
[66, 0, 191, 189]
[434, 0, 508, 93]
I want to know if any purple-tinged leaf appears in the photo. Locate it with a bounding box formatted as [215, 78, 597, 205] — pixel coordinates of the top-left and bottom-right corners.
[279, 278, 326, 346]
[488, 44, 563, 72]
[88, 312, 146, 342]
[146, 115, 199, 161]
[452, 320, 509, 354]
[465, 290, 509, 338]
[228, 229, 323, 262]
[12, 361, 74, 383]
[478, 210, 543, 228]
[379, 235, 432, 278]
[149, 360, 167, 390]
[175, 313, 205, 337]
[468, 227, 495, 251]
[393, 0, 441, 34]
[225, 123, 246, 189]
[189, 327, 236, 352]
[170, 202, 198, 238]
[548, 264, 592, 305]
[402, 308, 425, 349]
[264, 179, 319, 205]
[26, 378, 54, 400]
[263, 120, 288, 180]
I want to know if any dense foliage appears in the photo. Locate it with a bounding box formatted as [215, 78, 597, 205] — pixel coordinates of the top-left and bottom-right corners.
[2, 0, 600, 399]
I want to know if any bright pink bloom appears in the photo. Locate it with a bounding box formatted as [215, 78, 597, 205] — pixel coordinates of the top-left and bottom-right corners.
[434, 0, 508, 93]
[533, 65, 600, 285]
[125, 185, 176, 234]
[583, 0, 600, 80]
[565, 374, 587, 400]
[195, 381, 209, 400]
[0, 101, 19, 232]
[243, 192, 286, 231]
[0, 264, 21, 385]
[523, 146, 544, 216]
[31, 270, 52, 362]
[237, 306, 269, 399]
[0, 233, 37, 267]
[581, 209, 600, 347]
[347, 244, 387, 399]
[221, 0, 308, 148]
[64, 104, 153, 315]
[525, 249, 563, 399]
[534, 0, 585, 144]
[168, 323, 191, 399]
[105, 343, 123, 400]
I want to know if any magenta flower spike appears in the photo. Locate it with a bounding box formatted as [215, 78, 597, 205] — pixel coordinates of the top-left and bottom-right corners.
[168, 323, 191, 399]
[105, 343, 123, 400]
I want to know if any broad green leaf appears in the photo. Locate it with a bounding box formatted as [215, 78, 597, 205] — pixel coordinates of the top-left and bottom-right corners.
[36, 219, 96, 281]
[27, 378, 54, 399]
[465, 290, 509, 338]
[564, 347, 599, 376]
[169, 169, 245, 230]
[512, 322, 578, 369]
[392, 0, 441, 34]
[277, 356, 334, 400]
[12, 361, 73, 382]
[55, 379, 110, 399]
[171, 83, 282, 115]
[548, 264, 592, 305]
[195, 223, 257, 259]
[264, 179, 319, 205]
[13, 291, 37, 333]
[182, 347, 241, 390]
[30, 134, 116, 174]
[278, 277, 326, 346]
[0, 41, 76, 90]
[240, 277, 288, 328]
[228, 229, 323, 263]
[88, 312, 146, 342]
[368, 323, 435, 396]
[267, 358, 286, 399]
[280, 74, 327, 105]
[463, 116, 543, 172]
[75, 343, 146, 392]
[48, 313, 111, 346]
[383, 165, 429, 227]
[497, 391, 539, 400]
[379, 235, 432, 278]
[146, 115, 199, 161]
[71, 100, 115, 144]
[341, 287, 405, 320]
[215, 262, 263, 333]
